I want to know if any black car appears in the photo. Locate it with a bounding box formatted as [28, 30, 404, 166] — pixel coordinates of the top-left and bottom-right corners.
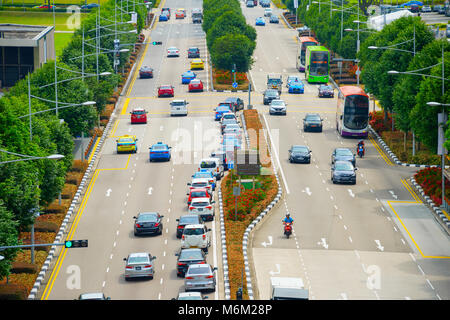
[188, 47, 200, 58]
[318, 84, 334, 98]
[331, 148, 356, 167]
[303, 113, 323, 132]
[176, 214, 204, 238]
[288, 145, 311, 164]
[139, 66, 153, 78]
[438, 6, 446, 14]
[81, 3, 100, 9]
[133, 212, 163, 236]
[224, 97, 244, 112]
[331, 160, 357, 185]
[175, 248, 206, 277]
[263, 89, 280, 105]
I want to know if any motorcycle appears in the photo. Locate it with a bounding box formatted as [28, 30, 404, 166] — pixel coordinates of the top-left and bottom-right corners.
[357, 144, 365, 158]
[283, 222, 292, 239]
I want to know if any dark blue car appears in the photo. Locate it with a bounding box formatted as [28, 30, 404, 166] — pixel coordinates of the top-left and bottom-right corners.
[214, 105, 232, 121]
[159, 13, 169, 21]
[149, 142, 171, 161]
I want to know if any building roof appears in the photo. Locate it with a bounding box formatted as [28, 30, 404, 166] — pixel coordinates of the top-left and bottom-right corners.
[0, 24, 54, 47]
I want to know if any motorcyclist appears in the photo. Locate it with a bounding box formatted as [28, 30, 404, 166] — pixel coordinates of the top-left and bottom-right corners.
[283, 213, 294, 225]
[357, 140, 365, 156]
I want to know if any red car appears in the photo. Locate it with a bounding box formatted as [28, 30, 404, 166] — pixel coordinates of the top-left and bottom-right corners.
[188, 79, 204, 92]
[130, 108, 148, 124]
[158, 85, 174, 97]
[186, 188, 211, 206]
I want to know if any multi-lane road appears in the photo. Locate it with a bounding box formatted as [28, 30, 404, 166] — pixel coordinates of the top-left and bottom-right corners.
[36, 0, 450, 300]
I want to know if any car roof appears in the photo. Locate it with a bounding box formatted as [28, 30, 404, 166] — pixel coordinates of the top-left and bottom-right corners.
[172, 99, 186, 103]
[192, 58, 202, 62]
[222, 112, 235, 116]
[128, 252, 149, 258]
[335, 147, 351, 151]
[118, 135, 136, 140]
[190, 79, 201, 83]
[200, 157, 219, 162]
[189, 188, 209, 193]
[335, 160, 354, 166]
[79, 293, 105, 300]
[132, 108, 145, 112]
[184, 224, 205, 229]
[178, 292, 202, 298]
[187, 263, 211, 270]
[191, 197, 211, 202]
[192, 177, 210, 182]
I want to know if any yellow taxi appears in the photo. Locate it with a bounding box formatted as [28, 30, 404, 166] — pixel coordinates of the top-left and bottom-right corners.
[116, 135, 138, 153]
[190, 58, 205, 70]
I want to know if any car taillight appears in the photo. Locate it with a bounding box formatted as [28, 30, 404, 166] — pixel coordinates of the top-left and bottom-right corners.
[126, 266, 133, 269]
[182, 235, 185, 240]
[209, 180, 214, 184]
[178, 262, 186, 266]
[178, 225, 184, 229]
[202, 234, 206, 240]
[206, 206, 212, 209]
[144, 265, 152, 268]
[154, 223, 159, 227]
[198, 261, 206, 264]
[216, 167, 219, 172]
[189, 206, 194, 210]
[206, 275, 214, 278]
[136, 224, 142, 228]
[198, 168, 200, 171]
[185, 277, 194, 279]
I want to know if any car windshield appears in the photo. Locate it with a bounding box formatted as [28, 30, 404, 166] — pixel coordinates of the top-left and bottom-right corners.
[292, 146, 308, 153]
[192, 201, 209, 207]
[184, 228, 205, 236]
[321, 86, 332, 90]
[172, 101, 185, 106]
[191, 191, 207, 198]
[137, 214, 158, 222]
[189, 48, 198, 52]
[188, 266, 211, 275]
[179, 250, 203, 260]
[266, 91, 278, 97]
[128, 256, 149, 264]
[223, 114, 235, 119]
[152, 145, 167, 150]
[306, 115, 321, 121]
[168, 47, 177, 50]
[225, 124, 240, 129]
[336, 149, 352, 156]
[119, 138, 134, 143]
[217, 106, 231, 112]
[200, 161, 216, 168]
[192, 182, 207, 188]
[195, 173, 211, 179]
[161, 86, 172, 89]
[335, 162, 354, 171]
[133, 110, 146, 115]
[191, 80, 200, 84]
[179, 216, 200, 224]
[271, 101, 285, 106]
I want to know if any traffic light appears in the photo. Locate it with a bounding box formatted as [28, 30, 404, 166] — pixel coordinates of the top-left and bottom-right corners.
[151, 41, 162, 45]
[65, 240, 88, 248]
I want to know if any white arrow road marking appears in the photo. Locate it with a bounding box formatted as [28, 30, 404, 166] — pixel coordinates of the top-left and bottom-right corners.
[160, 126, 164, 131]
[269, 263, 281, 276]
[348, 189, 355, 198]
[261, 236, 273, 248]
[302, 187, 312, 196]
[317, 238, 328, 249]
[106, 188, 112, 197]
[389, 190, 398, 199]
[375, 240, 384, 251]
[148, 187, 153, 195]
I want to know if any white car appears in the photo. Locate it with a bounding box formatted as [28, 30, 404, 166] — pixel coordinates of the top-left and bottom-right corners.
[223, 124, 242, 140]
[167, 47, 180, 57]
[269, 99, 287, 115]
[176, 292, 206, 300]
[123, 252, 156, 280]
[181, 224, 211, 252]
[220, 112, 237, 123]
[170, 99, 188, 116]
[421, 5, 431, 12]
[188, 197, 215, 221]
[187, 177, 213, 193]
[198, 158, 224, 180]
[264, 8, 272, 16]
[184, 264, 216, 292]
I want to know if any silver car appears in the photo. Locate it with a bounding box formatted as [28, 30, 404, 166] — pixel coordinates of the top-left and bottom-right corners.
[176, 292, 206, 300]
[269, 99, 287, 115]
[184, 264, 217, 292]
[188, 197, 215, 221]
[123, 252, 156, 280]
[223, 123, 242, 140]
[167, 46, 180, 57]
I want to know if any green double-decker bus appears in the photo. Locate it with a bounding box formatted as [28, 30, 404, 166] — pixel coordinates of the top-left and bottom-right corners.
[305, 46, 330, 83]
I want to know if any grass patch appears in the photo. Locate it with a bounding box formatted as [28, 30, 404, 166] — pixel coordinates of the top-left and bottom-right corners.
[0, 11, 87, 31]
[55, 32, 74, 55]
[271, 0, 286, 9]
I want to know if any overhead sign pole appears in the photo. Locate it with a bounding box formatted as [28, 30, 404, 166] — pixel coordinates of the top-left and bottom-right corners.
[294, 0, 298, 26]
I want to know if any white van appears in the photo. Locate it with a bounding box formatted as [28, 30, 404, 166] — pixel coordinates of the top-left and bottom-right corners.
[198, 158, 224, 180]
[170, 99, 188, 116]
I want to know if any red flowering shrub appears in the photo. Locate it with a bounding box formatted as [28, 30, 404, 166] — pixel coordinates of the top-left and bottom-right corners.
[414, 167, 450, 206]
[369, 111, 392, 134]
[214, 69, 248, 85]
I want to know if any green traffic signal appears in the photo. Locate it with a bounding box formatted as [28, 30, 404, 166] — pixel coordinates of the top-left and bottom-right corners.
[65, 240, 72, 248]
[65, 240, 88, 248]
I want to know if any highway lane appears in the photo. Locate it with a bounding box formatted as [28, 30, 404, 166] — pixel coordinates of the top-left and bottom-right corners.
[39, 0, 228, 300]
[242, 2, 450, 300]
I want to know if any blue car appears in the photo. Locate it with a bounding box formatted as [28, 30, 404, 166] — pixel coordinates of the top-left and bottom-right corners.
[149, 142, 171, 162]
[214, 105, 232, 121]
[181, 70, 197, 84]
[288, 80, 304, 94]
[255, 17, 265, 26]
[192, 169, 216, 190]
[159, 13, 169, 21]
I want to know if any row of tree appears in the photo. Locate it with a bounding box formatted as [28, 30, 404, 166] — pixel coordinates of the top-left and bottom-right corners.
[203, 0, 257, 72]
[0, 0, 149, 280]
[284, 0, 449, 154]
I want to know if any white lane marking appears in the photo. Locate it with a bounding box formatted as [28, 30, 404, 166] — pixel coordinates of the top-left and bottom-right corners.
[113, 242, 116, 247]
[401, 238, 406, 245]
[317, 238, 328, 249]
[393, 226, 398, 232]
[110, 254, 113, 259]
[160, 126, 163, 131]
[334, 205, 338, 210]
[261, 236, 273, 247]
[387, 217, 391, 221]
[162, 264, 165, 270]
[426, 279, 435, 290]
[436, 294, 442, 300]
[381, 207, 385, 212]
[106, 188, 112, 197]
[148, 187, 153, 195]
[389, 190, 398, 200]
[370, 189, 374, 193]
[338, 215, 343, 220]
[102, 281, 106, 288]
[302, 187, 312, 196]
[330, 195, 334, 200]
[116, 230, 119, 236]
[166, 228, 168, 233]
[348, 189, 355, 198]
[322, 179, 326, 184]
[164, 239, 168, 245]
[418, 265, 425, 276]
[106, 267, 109, 273]
[128, 128, 132, 132]
[343, 225, 347, 230]
[409, 253, 416, 262]
[348, 236, 353, 243]
[262, 114, 290, 194]
[354, 250, 360, 260]
[375, 240, 384, 251]
[158, 293, 161, 300]
[160, 278, 163, 285]
[405, 296, 411, 300]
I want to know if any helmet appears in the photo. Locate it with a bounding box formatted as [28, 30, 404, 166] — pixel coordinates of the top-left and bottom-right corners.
[286, 213, 290, 217]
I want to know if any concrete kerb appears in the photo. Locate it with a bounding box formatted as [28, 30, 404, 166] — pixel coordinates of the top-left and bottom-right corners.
[27, 60, 128, 299]
[217, 185, 231, 300]
[409, 177, 450, 234]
